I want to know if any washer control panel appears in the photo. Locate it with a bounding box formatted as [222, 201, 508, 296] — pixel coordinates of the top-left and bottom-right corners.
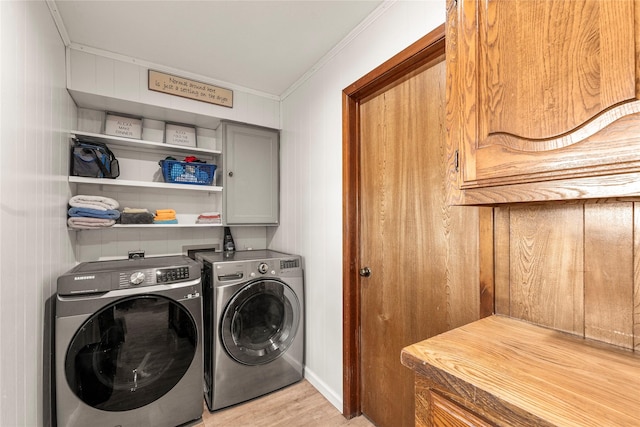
[208, 253, 303, 286]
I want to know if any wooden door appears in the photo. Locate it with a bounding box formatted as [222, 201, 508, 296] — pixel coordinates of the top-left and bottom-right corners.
[357, 57, 486, 427]
[450, 0, 640, 189]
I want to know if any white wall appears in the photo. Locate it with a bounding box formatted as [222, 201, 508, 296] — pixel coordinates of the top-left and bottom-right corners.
[67, 47, 280, 130]
[269, 0, 446, 410]
[0, 1, 77, 426]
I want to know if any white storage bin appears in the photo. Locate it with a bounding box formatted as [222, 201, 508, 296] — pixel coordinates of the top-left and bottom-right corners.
[77, 108, 105, 134]
[196, 127, 217, 150]
[142, 119, 165, 142]
[105, 113, 142, 139]
[165, 123, 196, 147]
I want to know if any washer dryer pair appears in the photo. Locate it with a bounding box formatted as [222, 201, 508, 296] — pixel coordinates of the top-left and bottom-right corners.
[55, 256, 203, 427]
[198, 250, 304, 411]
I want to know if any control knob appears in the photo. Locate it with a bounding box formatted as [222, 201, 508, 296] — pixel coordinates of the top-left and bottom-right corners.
[257, 263, 269, 274]
[130, 271, 145, 285]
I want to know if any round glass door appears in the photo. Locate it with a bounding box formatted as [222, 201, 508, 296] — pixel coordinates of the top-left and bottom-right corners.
[221, 279, 300, 365]
[64, 295, 197, 411]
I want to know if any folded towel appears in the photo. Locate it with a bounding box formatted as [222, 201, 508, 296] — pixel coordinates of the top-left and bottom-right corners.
[154, 208, 177, 221]
[155, 209, 176, 216]
[197, 219, 221, 224]
[120, 212, 154, 224]
[122, 207, 150, 214]
[69, 195, 119, 211]
[196, 212, 221, 224]
[196, 218, 222, 224]
[155, 215, 176, 221]
[68, 217, 116, 229]
[68, 207, 121, 219]
[153, 219, 178, 224]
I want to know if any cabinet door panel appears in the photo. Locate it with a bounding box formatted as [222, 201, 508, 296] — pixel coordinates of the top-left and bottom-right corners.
[430, 392, 493, 427]
[454, 0, 640, 187]
[482, 0, 635, 141]
[223, 123, 279, 225]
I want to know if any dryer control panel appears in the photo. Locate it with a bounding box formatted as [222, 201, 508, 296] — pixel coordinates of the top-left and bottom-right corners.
[57, 256, 200, 295]
[157, 266, 190, 283]
[118, 266, 191, 288]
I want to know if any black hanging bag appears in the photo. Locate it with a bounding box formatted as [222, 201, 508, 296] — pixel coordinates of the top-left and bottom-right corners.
[71, 139, 120, 179]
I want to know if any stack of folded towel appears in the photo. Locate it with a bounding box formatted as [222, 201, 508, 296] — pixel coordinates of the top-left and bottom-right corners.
[119, 207, 154, 224]
[196, 212, 221, 224]
[154, 209, 178, 224]
[67, 195, 120, 229]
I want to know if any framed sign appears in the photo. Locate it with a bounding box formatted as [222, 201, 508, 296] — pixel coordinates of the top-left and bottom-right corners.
[148, 70, 233, 108]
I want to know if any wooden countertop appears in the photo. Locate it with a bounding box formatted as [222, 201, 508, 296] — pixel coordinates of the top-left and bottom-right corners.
[401, 315, 640, 427]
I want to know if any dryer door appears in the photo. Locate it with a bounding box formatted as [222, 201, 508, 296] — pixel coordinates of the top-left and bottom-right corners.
[221, 279, 300, 365]
[64, 295, 197, 411]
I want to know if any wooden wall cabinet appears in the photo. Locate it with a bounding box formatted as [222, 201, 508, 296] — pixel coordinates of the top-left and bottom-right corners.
[448, 0, 640, 203]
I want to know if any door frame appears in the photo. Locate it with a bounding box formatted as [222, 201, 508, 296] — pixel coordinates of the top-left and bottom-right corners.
[342, 24, 447, 418]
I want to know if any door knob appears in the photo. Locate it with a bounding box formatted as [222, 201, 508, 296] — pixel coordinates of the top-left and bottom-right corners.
[359, 267, 371, 277]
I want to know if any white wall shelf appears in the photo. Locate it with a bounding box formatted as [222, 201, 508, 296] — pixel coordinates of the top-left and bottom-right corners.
[69, 223, 222, 231]
[113, 223, 222, 228]
[69, 176, 223, 192]
[71, 130, 221, 155]
[68, 213, 222, 230]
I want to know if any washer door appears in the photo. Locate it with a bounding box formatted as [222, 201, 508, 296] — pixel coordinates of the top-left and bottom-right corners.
[221, 279, 300, 365]
[64, 295, 197, 411]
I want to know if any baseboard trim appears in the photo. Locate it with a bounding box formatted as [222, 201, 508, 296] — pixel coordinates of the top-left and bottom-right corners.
[304, 367, 343, 413]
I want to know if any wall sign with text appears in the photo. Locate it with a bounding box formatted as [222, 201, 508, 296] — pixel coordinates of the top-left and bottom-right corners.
[148, 70, 233, 108]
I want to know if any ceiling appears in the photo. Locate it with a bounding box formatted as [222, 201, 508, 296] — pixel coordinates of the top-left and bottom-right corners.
[52, 0, 384, 97]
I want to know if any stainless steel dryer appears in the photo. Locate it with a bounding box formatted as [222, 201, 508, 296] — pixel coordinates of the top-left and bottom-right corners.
[198, 250, 304, 411]
[55, 256, 203, 427]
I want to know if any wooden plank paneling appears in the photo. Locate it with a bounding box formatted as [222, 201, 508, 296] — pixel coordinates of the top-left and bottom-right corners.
[493, 207, 510, 315]
[508, 204, 584, 335]
[496, 201, 640, 351]
[478, 207, 494, 318]
[635, 203, 640, 351]
[584, 202, 634, 348]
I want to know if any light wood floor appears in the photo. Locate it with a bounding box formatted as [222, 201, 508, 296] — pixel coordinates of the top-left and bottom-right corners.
[195, 380, 375, 427]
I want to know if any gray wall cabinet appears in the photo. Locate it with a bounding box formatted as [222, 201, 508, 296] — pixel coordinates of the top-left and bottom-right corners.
[222, 122, 279, 225]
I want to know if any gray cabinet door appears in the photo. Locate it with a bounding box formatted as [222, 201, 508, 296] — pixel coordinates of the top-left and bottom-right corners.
[223, 122, 279, 225]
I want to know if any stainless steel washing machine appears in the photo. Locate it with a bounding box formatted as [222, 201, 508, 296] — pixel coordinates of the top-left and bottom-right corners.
[197, 250, 304, 411]
[55, 256, 203, 427]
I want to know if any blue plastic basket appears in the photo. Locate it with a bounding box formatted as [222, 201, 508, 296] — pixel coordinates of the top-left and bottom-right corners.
[160, 160, 216, 185]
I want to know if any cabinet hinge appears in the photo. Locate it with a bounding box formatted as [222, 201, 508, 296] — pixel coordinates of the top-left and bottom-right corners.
[454, 150, 459, 172]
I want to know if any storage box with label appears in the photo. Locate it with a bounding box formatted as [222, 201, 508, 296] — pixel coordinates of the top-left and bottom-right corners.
[78, 108, 105, 134]
[105, 113, 142, 139]
[142, 119, 165, 143]
[165, 123, 197, 147]
[196, 127, 217, 150]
